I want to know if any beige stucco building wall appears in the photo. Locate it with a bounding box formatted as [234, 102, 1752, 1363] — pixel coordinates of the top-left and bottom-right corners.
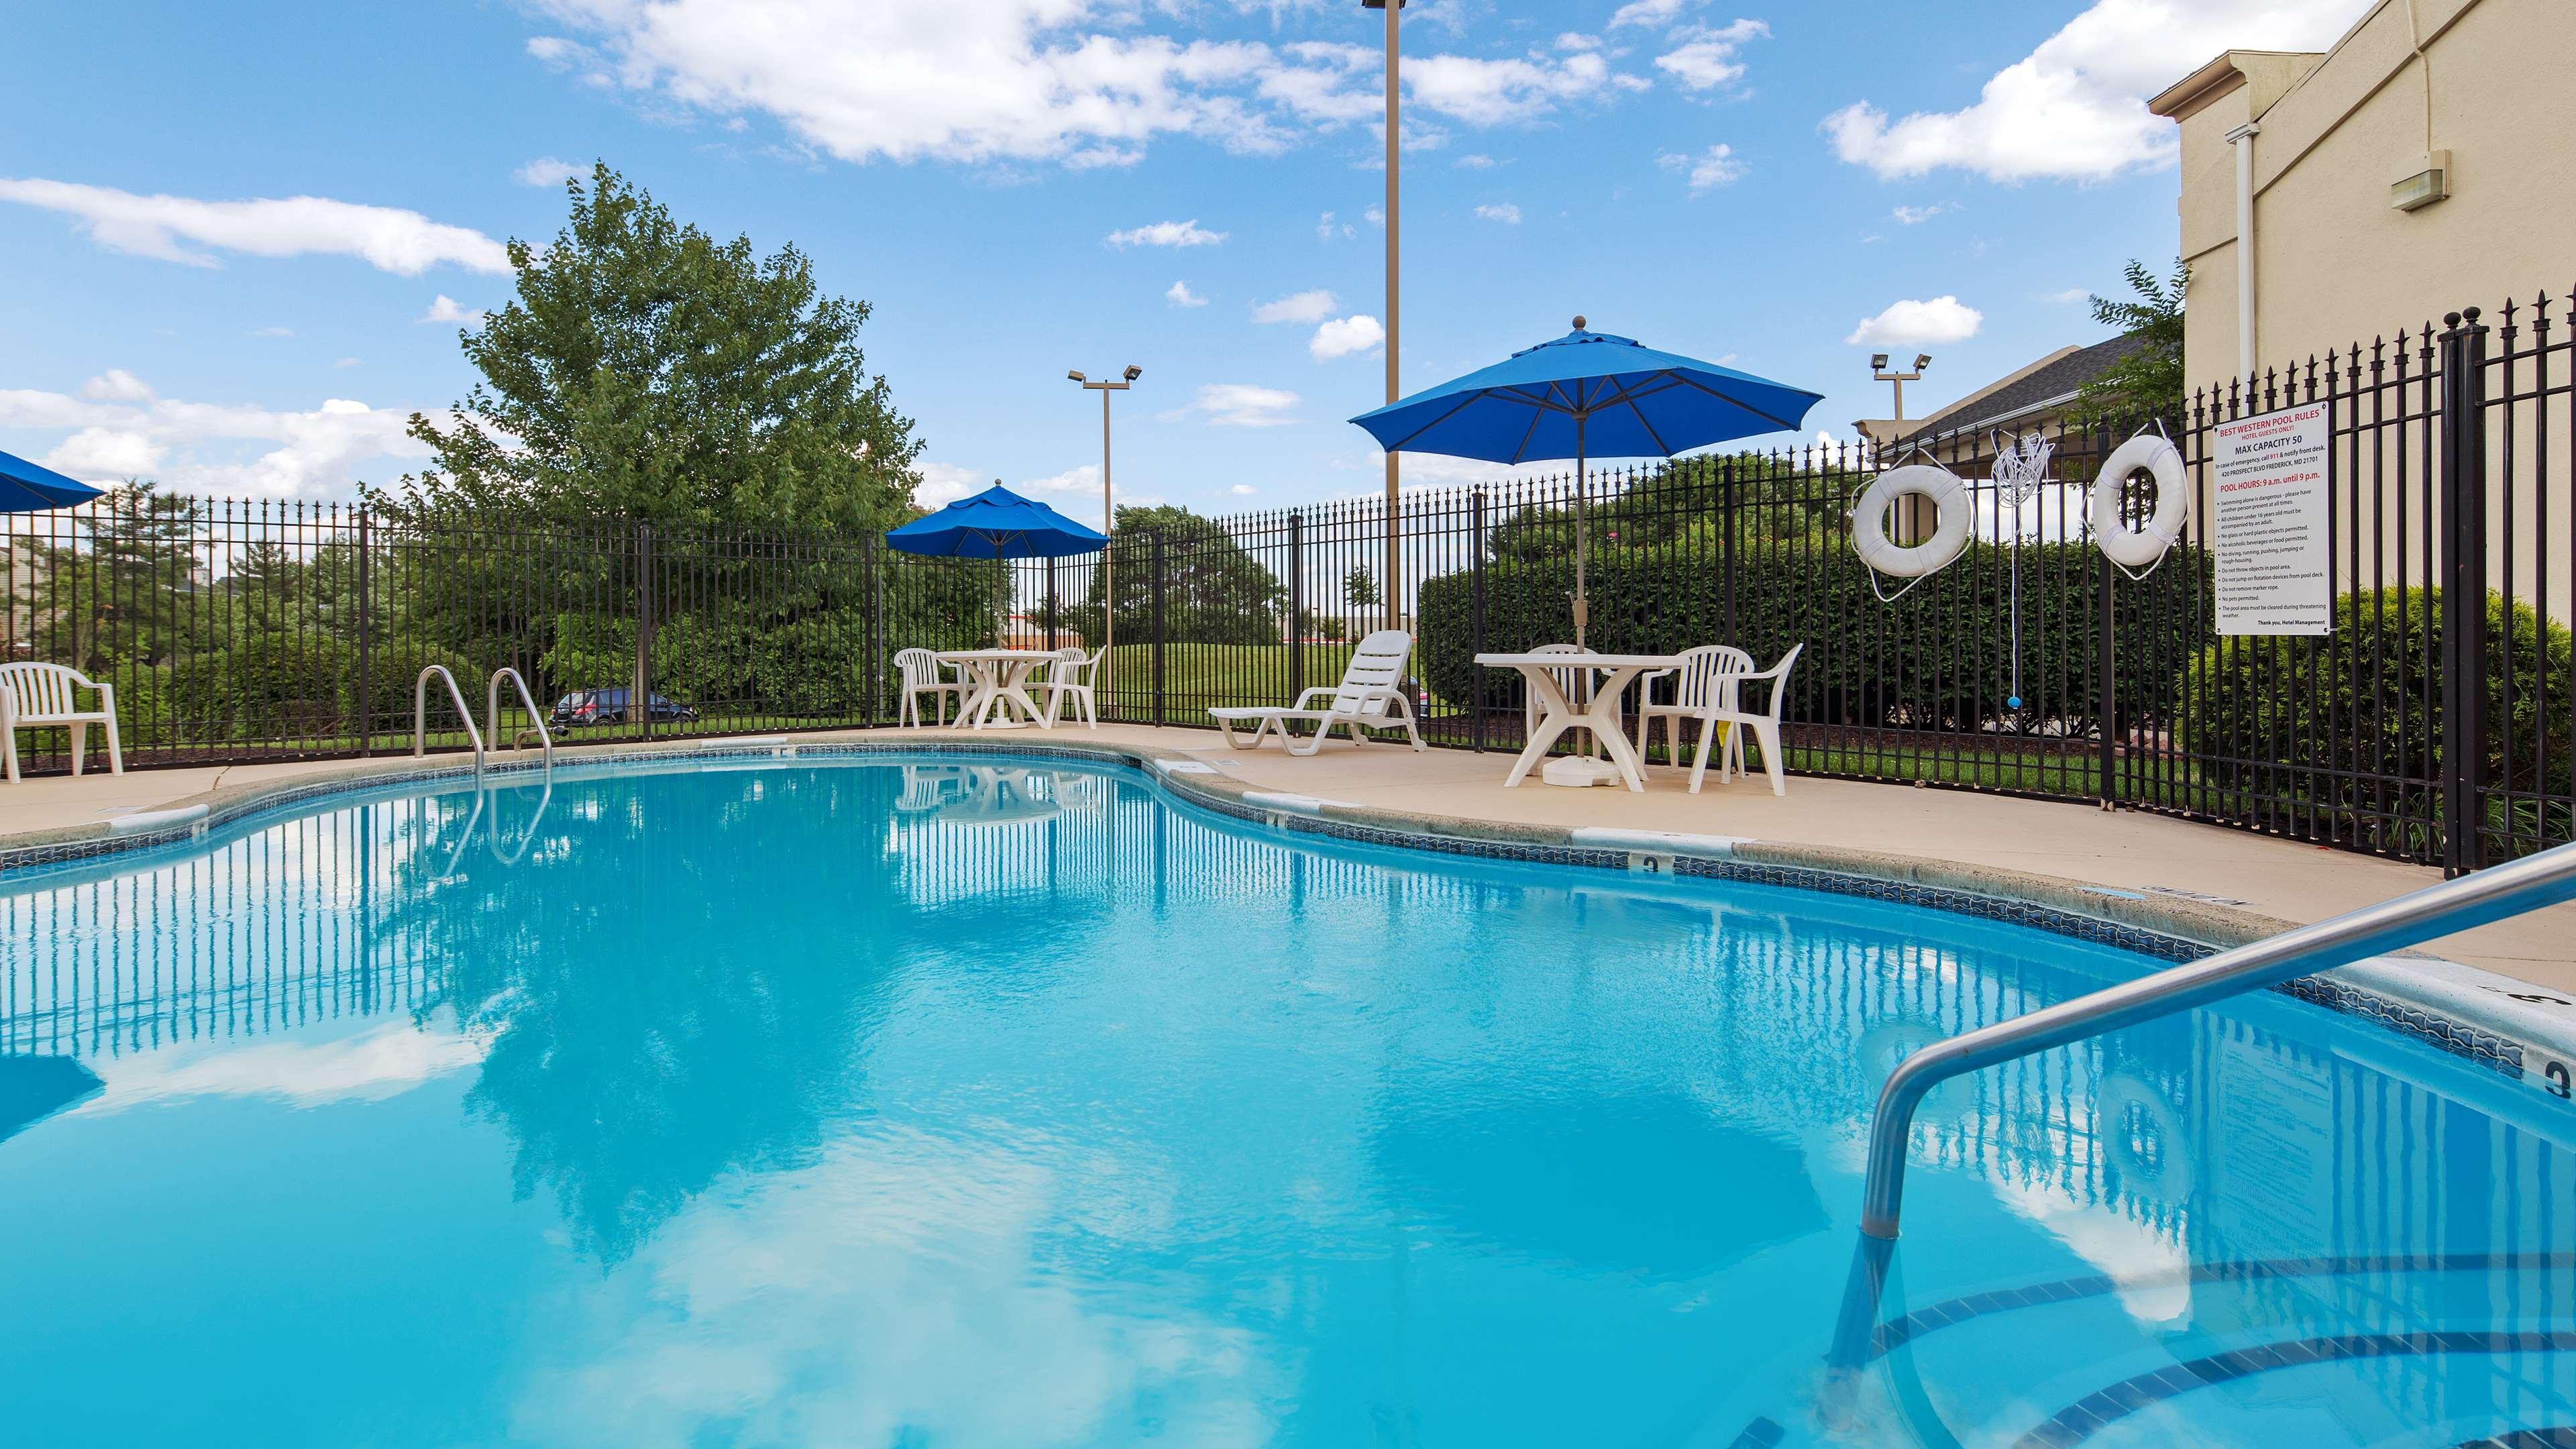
[2155, 0, 2575, 623]
[2155, 0, 2573, 392]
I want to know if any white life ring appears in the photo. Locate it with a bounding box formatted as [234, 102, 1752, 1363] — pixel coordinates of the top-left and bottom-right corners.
[1851, 464, 1972, 578]
[2096, 1071, 2195, 1203]
[2091, 435, 2188, 570]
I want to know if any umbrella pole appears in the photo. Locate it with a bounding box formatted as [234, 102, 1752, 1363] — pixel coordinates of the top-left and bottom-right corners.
[1572, 412, 1589, 649]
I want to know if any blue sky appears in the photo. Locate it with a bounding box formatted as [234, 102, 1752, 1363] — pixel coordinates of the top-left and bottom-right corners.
[0, 0, 2369, 516]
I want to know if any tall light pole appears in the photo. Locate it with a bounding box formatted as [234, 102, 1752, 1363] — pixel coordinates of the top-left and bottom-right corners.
[1364, 0, 1403, 631]
[1871, 352, 1931, 421]
[1069, 365, 1142, 709]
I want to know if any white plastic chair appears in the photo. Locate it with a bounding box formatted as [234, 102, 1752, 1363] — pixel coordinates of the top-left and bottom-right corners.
[1635, 645, 1754, 790]
[1, 663, 124, 785]
[1038, 647, 1103, 729]
[894, 648, 966, 728]
[1698, 643, 1805, 796]
[1208, 629, 1425, 755]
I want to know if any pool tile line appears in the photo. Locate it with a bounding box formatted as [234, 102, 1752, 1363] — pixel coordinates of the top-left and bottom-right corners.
[1870, 1252, 2576, 1361]
[2454, 1430, 2576, 1449]
[0, 734, 2557, 1087]
[2013, 1331, 2576, 1448]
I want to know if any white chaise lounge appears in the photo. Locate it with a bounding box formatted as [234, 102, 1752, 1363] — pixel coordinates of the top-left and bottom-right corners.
[1208, 629, 1425, 756]
[1, 662, 124, 785]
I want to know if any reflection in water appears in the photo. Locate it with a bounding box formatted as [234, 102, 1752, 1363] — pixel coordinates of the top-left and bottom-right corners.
[1, 758, 2571, 1447]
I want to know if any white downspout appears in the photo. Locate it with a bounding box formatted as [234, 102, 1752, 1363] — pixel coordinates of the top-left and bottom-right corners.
[2225, 121, 2260, 376]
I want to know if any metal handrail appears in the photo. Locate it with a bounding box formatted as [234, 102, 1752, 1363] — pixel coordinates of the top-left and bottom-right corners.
[1859, 837, 2576, 1240]
[487, 667, 553, 770]
[413, 665, 485, 776]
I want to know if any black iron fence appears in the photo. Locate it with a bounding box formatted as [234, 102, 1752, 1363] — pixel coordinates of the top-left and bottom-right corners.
[5, 297, 2568, 870]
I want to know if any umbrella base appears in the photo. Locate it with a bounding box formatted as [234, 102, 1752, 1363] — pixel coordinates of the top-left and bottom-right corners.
[1540, 755, 1624, 788]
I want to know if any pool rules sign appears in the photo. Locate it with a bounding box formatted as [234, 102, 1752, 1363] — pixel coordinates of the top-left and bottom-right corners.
[2212, 402, 2333, 635]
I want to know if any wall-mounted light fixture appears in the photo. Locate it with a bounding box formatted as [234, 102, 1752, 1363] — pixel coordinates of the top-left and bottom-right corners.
[2391, 150, 2451, 212]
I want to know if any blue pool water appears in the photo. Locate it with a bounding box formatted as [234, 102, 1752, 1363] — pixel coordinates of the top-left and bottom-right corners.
[2, 755, 2571, 1447]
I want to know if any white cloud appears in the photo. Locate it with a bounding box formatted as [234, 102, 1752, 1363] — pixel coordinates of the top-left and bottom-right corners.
[1845, 296, 1984, 347]
[504, 1130, 1281, 1449]
[1609, 0, 1694, 26]
[1106, 218, 1227, 248]
[1229, 484, 1256, 496]
[333, 356, 362, 368]
[2043, 286, 2090, 303]
[1315, 210, 1353, 241]
[1167, 383, 1301, 427]
[912, 462, 986, 508]
[1655, 18, 1768, 92]
[1472, 202, 1521, 224]
[83, 369, 155, 402]
[1362, 206, 1384, 226]
[252, 325, 295, 338]
[419, 294, 490, 327]
[1823, 0, 2371, 181]
[1251, 288, 1336, 325]
[1892, 203, 1949, 224]
[1404, 46, 1650, 126]
[1309, 315, 1384, 362]
[515, 156, 586, 187]
[77, 1022, 484, 1114]
[0, 374, 432, 495]
[513, 5, 1653, 174]
[1165, 280, 1208, 307]
[0, 177, 510, 274]
[1660, 144, 1744, 193]
[1454, 153, 1497, 168]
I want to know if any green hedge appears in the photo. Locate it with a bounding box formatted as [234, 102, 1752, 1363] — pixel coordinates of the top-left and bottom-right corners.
[2181, 586, 2571, 851]
[164, 632, 476, 741]
[1415, 543, 2207, 734]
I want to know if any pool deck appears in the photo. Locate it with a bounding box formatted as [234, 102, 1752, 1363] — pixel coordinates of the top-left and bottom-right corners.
[5, 722, 2572, 1002]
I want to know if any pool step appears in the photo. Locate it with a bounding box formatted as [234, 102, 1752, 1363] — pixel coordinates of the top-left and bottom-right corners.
[1825, 1255, 2576, 1447]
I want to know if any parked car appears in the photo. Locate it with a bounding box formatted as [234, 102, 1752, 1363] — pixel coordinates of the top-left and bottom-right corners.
[548, 688, 700, 729]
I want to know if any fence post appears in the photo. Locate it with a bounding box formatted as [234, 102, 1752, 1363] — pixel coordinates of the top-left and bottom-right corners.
[633, 522, 655, 736]
[1470, 488, 1487, 752]
[1151, 532, 1167, 726]
[2098, 547, 2118, 810]
[868, 537, 883, 725]
[1721, 457, 1739, 648]
[1289, 511, 1305, 701]
[356, 509, 374, 757]
[2438, 307, 2491, 875]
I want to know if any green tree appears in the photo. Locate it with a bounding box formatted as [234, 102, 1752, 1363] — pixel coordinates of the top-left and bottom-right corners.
[1075, 504, 1285, 645]
[391, 163, 922, 532]
[1343, 566, 1381, 610]
[2070, 258, 2189, 427]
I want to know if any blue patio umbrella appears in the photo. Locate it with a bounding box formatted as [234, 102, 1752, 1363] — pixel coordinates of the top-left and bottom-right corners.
[884, 482, 1107, 559]
[0, 449, 105, 513]
[1350, 317, 1823, 643]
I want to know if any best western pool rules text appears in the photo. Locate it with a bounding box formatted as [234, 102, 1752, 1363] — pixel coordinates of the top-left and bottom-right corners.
[2212, 402, 2333, 636]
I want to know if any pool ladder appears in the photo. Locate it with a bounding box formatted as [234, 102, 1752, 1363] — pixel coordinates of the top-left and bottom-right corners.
[413, 666, 553, 777]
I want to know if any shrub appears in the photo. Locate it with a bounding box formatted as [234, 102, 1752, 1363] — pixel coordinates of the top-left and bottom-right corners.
[1415, 543, 2207, 735]
[2180, 586, 2572, 854]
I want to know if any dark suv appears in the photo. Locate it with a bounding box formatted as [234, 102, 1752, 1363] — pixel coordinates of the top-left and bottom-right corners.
[549, 688, 700, 729]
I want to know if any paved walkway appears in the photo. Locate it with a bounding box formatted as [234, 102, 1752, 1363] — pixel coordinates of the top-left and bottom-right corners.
[5, 724, 2570, 991]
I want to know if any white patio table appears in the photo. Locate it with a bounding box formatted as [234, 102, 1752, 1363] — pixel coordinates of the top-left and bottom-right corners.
[1473, 650, 1687, 792]
[936, 649, 1063, 730]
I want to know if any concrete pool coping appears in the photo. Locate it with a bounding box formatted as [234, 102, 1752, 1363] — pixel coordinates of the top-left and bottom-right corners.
[5, 724, 2573, 1102]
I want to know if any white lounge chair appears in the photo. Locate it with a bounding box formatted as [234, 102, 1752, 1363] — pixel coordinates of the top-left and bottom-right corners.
[1635, 644, 1754, 792]
[1037, 647, 1103, 729]
[1697, 643, 1805, 796]
[1209, 629, 1425, 755]
[1, 662, 124, 785]
[894, 647, 967, 728]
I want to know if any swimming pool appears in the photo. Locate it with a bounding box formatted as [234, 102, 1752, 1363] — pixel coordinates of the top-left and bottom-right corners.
[3, 753, 2570, 1446]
